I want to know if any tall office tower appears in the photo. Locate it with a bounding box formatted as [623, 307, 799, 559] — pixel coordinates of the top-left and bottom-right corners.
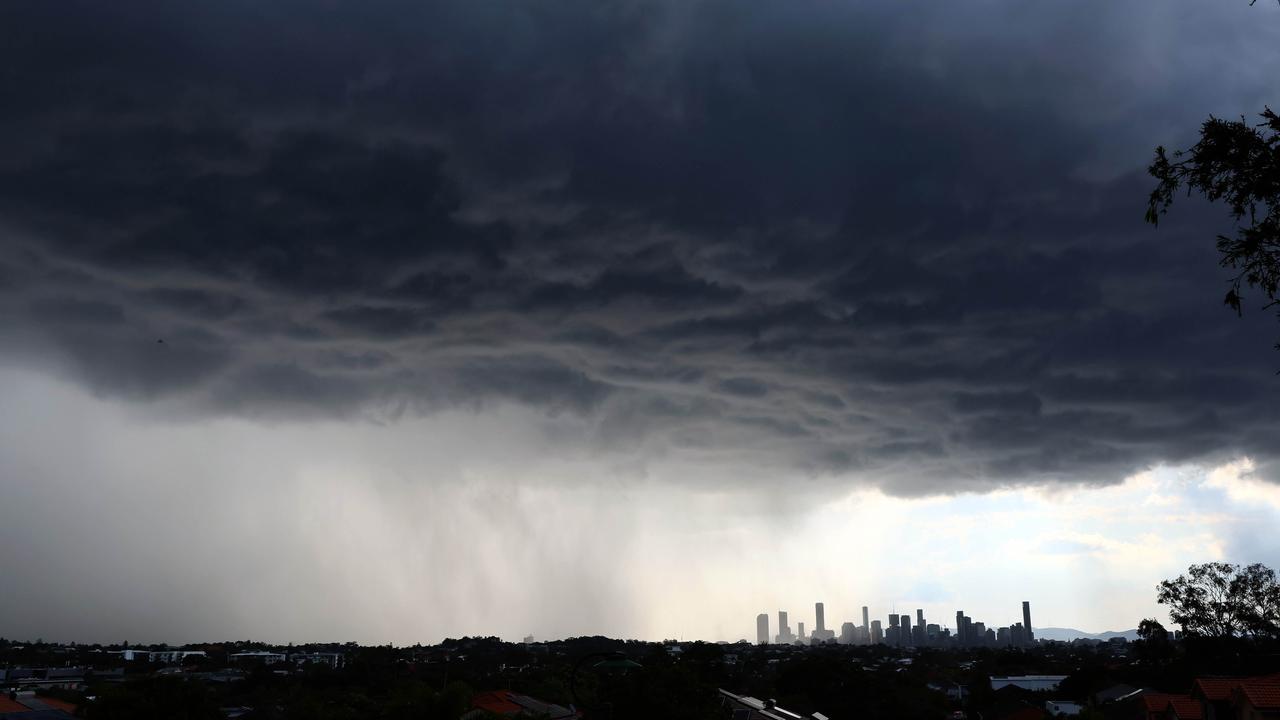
[916, 609, 925, 629]
[901, 615, 913, 646]
[777, 611, 791, 643]
[841, 622, 855, 644]
[871, 620, 884, 644]
[889, 613, 899, 628]
[798, 622, 806, 640]
[997, 626, 1010, 646]
[1011, 622, 1025, 646]
[1022, 601, 1034, 643]
[862, 606, 870, 634]
[757, 614, 770, 645]
[974, 622, 986, 646]
[985, 628, 996, 645]
[815, 602, 826, 634]
[955, 611, 966, 645]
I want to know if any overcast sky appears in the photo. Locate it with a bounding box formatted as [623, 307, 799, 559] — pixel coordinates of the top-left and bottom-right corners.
[1, 0, 1279, 645]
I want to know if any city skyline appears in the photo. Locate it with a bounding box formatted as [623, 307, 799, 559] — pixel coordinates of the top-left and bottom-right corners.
[753, 600, 1036, 648]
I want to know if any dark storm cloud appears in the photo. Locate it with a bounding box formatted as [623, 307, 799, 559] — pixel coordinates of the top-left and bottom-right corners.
[2, 0, 1279, 494]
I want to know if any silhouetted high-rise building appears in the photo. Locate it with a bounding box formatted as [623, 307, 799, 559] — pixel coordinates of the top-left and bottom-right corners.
[1011, 622, 1026, 647]
[840, 622, 855, 644]
[808, 602, 835, 642]
[776, 611, 793, 644]
[757, 614, 769, 645]
[1022, 601, 1034, 643]
[889, 613, 899, 628]
[862, 606, 870, 634]
[956, 611, 965, 645]
[798, 622, 806, 640]
[916, 608, 925, 629]
[901, 615, 912, 646]
[871, 620, 883, 644]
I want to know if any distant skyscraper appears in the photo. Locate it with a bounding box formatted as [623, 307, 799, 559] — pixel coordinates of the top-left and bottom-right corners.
[777, 610, 792, 644]
[862, 606, 870, 633]
[871, 620, 883, 644]
[798, 622, 806, 640]
[901, 615, 913, 646]
[815, 602, 826, 634]
[889, 613, 899, 628]
[840, 622, 855, 644]
[956, 611, 965, 645]
[757, 614, 769, 645]
[1022, 601, 1034, 643]
[916, 608, 925, 629]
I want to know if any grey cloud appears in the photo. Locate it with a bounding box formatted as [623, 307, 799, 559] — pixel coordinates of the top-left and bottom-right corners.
[0, 0, 1278, 498]
[716, 377, 769, 398]
[952, 391, 1043, 416]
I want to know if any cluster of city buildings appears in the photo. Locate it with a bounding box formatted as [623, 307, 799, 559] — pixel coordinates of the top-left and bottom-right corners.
[755, 601, 1038, 649]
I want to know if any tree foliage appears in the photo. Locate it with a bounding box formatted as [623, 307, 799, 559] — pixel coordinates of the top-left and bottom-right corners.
[1156, 562, 1280, 640]
[1147, 107, 1280, 346]
[1137, 618, 1168, 644]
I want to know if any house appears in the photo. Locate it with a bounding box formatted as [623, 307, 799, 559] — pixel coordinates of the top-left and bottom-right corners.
[1093, 684, 1139, 705]
[289, 652, 343, 668]
[1140, 673, 1280, 720]
[1164, 696, 1203, 720]
[464, 690, 577, 719]
[1232, 680, 1280, 719]
[1045, 700, 1082, 716]
[718, 689, 829, 720]
[229, 651, 287, 664]
[1140, 694, 1184, 720]
[1188, 673, 1280, 719]
[991, 676, 1069, 692]
[0, 692, 77, 719]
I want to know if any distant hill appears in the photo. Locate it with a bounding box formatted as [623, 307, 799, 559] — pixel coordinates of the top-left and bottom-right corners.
[1034, 627, 1139, 642]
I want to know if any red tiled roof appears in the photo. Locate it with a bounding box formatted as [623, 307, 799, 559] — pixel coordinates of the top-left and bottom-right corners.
[1166, 696, 1204, 719]
[38, 697, 79, 713]
[1193, 673, 1280, 705]
[1238, 680, 1280, 711]
[1142, 693, 1176, 712]
[472, 690, 524, 715]
[1193, 677, 1238, 702]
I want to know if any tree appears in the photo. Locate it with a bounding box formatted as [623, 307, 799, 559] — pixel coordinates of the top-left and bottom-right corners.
[1135, 618, 1173, 664]
[1147, 107, 1280, 346]
[1137, 618, 1169, 643]
[1156, 562, 1280, 640]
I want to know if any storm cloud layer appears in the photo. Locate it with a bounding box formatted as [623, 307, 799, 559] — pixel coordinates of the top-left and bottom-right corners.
[2, 0, 1279, 497]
